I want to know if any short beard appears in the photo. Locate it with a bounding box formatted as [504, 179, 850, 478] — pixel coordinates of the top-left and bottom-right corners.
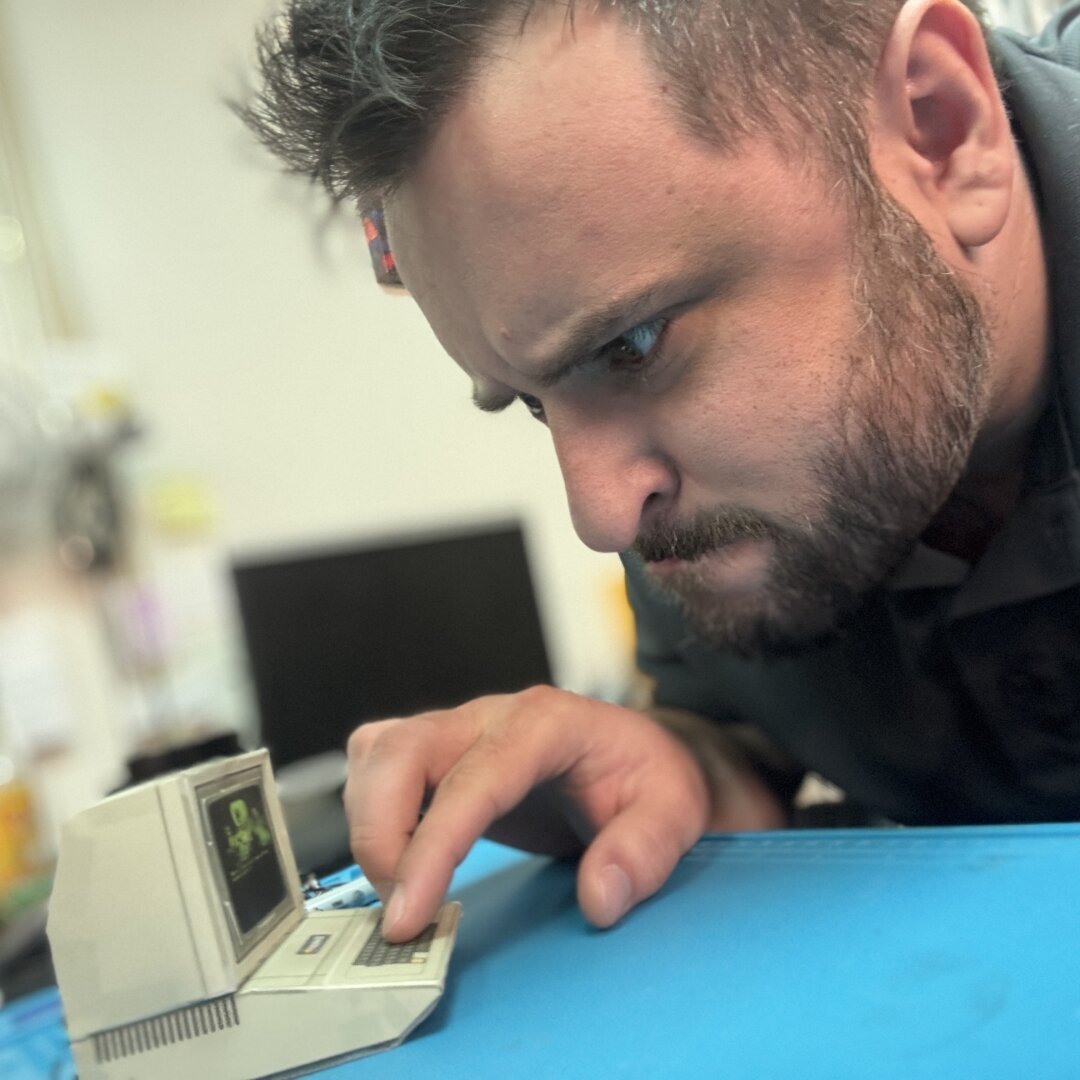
[632, 191, 991, 661]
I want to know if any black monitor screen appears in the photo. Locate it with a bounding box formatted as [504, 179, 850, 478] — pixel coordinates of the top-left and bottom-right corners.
[232, 524, 553, 769]
[204, 781, 288, 941]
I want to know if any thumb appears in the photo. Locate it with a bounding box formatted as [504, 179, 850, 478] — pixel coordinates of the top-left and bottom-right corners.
[575, 799, 702, 928]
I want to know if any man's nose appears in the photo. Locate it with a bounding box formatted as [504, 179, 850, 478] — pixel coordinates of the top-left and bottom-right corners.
[550, 414, 675, 553]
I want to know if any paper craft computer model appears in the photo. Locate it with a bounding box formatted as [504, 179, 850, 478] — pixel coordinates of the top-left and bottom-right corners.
[47, 749, 460, 1079]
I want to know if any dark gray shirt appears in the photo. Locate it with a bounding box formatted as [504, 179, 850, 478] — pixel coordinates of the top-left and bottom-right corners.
[624, 6, 1080, 826]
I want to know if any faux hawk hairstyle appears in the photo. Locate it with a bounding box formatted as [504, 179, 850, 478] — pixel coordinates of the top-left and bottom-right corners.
[236, 0, 991, 211]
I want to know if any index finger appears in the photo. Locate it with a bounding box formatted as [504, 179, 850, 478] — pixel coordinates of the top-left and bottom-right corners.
[381, 701, 584, 940]
[342, 714, 479, 899]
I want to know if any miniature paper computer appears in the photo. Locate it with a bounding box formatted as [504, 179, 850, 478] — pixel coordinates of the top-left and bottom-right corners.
[47, 750, 460, 1079]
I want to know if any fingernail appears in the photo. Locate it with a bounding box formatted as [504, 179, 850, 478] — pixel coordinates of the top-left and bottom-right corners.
[598, 865, 632, 926]
[383, 884, 407, 937]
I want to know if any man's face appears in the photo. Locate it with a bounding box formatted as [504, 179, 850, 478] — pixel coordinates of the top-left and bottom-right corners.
[386, 7, 989, 658]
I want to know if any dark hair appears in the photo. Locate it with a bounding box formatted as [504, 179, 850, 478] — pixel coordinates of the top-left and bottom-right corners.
[237, 0, 989, 208]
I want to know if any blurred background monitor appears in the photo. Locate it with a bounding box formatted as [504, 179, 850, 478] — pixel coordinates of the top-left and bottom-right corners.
[231, 523, 552, 772]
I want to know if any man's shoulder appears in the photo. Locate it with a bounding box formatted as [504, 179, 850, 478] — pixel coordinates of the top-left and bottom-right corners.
[1029, 2, 1080, 64]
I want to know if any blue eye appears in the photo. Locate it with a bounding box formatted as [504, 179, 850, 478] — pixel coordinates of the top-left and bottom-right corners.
[602, 318, 668, 372]
[623, 319, 665, 356]
[515, 316, 668, 422]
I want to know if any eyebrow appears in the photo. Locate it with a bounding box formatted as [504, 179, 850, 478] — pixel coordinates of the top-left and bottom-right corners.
[470, 285, 662, 413]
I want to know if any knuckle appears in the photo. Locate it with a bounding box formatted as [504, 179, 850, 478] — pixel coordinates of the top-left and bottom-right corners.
[347, 818, 384, 852]
[346, 714, 438, 762]
[514, 683, 561, 710]
[346, 718, 391, 760]
[499, 684, 568, 736]
[438, 757, 504, 811]
[469, 683, 554, 719]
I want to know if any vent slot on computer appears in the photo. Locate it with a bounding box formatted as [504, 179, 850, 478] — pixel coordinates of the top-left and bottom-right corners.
[92, 995, 240, 1062]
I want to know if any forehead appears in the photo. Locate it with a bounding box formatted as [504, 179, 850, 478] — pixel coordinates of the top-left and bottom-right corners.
[384, 5, 827, 373]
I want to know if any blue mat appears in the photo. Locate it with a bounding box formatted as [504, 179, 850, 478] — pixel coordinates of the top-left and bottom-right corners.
[0, 985, 75, 1080]
[324, 825, 1080, 1080]
[10, 826, 1080, 1078]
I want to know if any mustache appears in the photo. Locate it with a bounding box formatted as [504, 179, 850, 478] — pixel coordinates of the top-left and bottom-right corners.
[633, 507, 774, 563]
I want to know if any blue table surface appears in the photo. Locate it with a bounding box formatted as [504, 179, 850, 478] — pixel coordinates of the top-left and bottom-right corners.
[8, 825, 1080, 1079]
[324, 825, 1080, 1080]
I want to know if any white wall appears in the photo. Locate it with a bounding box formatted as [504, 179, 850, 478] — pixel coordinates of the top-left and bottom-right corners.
[0, 2, 628, 752]
[985, 0, 1067, 33]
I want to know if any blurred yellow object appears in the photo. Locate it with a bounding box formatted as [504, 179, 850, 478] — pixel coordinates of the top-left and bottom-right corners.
[601, 571, 637, 659]
[0, 763, 44, 913]
[148, 475, 217, 537]
[600, 570, 656, 710]
[81, 383, 133, 421]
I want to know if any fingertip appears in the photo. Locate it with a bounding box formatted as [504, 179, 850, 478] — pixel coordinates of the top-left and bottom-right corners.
[597, 863, 634, 926]
[578, 862, 634, 929]
[378, 876, 444, 943]
[577, 807, 698, 929]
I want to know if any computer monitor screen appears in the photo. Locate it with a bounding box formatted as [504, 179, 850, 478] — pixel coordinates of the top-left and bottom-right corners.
[232, 524, 553, 770]
[197, 767, 292, 957]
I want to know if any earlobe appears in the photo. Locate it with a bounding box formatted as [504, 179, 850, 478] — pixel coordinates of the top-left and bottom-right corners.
[870, 0, 1013, 250]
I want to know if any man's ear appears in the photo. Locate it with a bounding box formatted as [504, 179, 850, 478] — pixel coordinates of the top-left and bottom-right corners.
[869, 0, 1013, 250]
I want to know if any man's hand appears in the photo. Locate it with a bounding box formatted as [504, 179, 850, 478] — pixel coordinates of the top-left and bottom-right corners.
[343, 686, 784, 942]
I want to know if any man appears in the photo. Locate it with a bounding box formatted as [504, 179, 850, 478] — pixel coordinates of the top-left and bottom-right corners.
[242, 0, 1080, 942]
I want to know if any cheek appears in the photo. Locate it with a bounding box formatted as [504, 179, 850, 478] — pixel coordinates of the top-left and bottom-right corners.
[658, 278, 859, 500]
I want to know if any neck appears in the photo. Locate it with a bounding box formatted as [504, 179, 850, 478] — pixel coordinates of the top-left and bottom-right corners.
[923, 146, 1051, 563]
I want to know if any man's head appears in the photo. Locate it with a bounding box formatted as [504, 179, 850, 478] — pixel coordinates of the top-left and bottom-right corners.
[244, 0, 1046, 659]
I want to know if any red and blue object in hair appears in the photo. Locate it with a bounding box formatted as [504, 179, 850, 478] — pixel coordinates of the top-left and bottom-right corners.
[361, 208, 403, 286]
